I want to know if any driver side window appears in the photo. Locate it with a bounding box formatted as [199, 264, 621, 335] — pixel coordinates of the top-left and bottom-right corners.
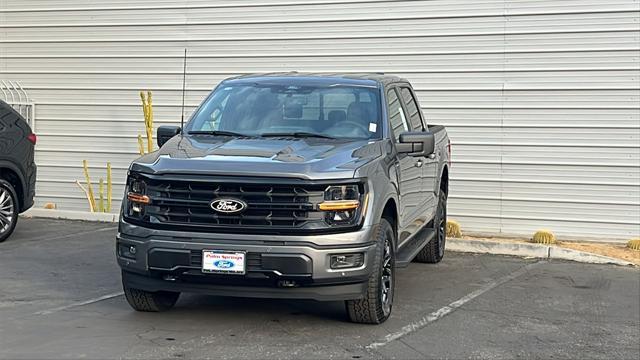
[387, 88, 409, 141]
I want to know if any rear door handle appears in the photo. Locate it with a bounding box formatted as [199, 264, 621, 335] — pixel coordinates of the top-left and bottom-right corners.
[414, 160, 423, 168]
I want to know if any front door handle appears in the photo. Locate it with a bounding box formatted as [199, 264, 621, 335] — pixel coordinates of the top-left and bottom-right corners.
[414, 160, 423, 168]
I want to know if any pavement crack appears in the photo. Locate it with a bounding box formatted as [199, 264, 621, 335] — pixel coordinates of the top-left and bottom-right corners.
[398, 338, 427, 358]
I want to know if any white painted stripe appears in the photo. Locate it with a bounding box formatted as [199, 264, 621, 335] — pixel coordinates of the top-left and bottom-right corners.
[367, 261, 545, 350]
[34, 291, 124, 316]
[4, 226, 116, 248]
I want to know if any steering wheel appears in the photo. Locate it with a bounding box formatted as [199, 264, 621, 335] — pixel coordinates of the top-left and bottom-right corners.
[329, 121, 370, 138]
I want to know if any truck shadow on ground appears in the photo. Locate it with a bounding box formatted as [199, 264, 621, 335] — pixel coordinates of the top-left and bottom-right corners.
[159, 294, 349, 323]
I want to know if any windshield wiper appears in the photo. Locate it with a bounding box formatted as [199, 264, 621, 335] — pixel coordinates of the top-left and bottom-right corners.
[188, 130, 249, 137]
[259, 132, 336, 140]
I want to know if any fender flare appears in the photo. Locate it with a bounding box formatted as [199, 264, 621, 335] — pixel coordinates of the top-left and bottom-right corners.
[0, 160, 27, 209]
[436, 164, 449, 196]
[371, 186, 399, 228]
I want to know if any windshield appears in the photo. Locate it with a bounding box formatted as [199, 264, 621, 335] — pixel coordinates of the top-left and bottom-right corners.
[186, 83, 382, 140]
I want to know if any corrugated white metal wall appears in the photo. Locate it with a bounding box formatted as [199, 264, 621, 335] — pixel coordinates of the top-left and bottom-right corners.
[1, 0, 638, 241]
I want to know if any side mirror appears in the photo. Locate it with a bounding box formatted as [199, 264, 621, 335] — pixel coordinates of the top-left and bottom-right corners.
[397, 131, 435, 157]
[157, 126, 181, 147]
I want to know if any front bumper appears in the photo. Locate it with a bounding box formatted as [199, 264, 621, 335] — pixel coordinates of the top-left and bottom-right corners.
[117, 219, 378, 301]
[122, 271, 368, 301]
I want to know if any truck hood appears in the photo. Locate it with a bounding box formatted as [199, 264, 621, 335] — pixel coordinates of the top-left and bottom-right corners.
[130, 135, 385, 180]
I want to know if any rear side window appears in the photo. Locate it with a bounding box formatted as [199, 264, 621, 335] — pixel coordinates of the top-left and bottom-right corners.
[386, 89, 409, 141]
[399, 87, 424, 131]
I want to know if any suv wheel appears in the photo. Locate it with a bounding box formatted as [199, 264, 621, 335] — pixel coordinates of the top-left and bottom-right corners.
[0, 179, 19, 243]
[345, 218, 395, 324]
[414, 190, 447, 263]
[123, 275, 180, 312]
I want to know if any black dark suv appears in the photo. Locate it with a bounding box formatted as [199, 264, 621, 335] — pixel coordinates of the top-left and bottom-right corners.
[0, 100, 37, 242]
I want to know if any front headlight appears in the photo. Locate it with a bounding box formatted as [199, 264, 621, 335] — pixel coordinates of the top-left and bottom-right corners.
[319, 185, 366, 226]
[126, 177, 149, 217]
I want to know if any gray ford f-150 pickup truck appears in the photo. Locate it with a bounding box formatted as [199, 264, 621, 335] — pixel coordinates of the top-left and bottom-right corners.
[117, 73, 450, 324]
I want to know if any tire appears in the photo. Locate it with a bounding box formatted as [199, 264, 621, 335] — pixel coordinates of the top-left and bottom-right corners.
[123, 275, 180, 312]
[0, 179, 19, 243]
[414, 190, 447, 264]
[345, 218, 395, 324]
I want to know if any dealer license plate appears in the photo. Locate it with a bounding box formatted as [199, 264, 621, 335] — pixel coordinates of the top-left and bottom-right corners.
[202, 250, 246, 275]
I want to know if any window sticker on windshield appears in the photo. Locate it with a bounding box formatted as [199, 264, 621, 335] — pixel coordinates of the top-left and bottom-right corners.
[369, 123, 377, 132]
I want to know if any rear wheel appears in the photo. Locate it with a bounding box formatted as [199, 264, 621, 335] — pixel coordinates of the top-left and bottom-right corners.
[414, 190, 447, 263]
[345, 218, 395, 324]
[0, 179, 19, 243]
[123, 274, 180, 312]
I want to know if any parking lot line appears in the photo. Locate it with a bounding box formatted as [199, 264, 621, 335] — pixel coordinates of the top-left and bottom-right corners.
[34, 291, 124, 316]
[35, 225, 117, 243]
[367, 260, 545, 350]
[5, 224, 116, 250]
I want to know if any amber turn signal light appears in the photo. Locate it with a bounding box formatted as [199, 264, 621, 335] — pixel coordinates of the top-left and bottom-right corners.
[127, 192, 150, 204]
[318, 200, 360, 211]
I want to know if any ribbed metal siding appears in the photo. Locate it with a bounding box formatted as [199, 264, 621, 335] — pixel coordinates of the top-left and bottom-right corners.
[1, 0, 638, 241]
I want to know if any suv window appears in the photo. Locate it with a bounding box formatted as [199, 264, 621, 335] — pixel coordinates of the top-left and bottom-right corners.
[386, 88, 409, 141]
[399, 87, 424, 131]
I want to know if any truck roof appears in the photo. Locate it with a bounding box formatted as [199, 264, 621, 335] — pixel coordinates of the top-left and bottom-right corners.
[223, 72, 408, 87]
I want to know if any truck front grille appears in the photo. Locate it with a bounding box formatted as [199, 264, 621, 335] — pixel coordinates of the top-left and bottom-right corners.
[134, 175, 330, 233]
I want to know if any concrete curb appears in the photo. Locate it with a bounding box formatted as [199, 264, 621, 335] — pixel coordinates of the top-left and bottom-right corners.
[448, 239, 634, 266]
[22, 209, 118, 223]
[20, 210, 635, 267]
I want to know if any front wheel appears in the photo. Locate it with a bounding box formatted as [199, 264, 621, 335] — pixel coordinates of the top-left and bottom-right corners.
[345, 218, 395, 324]
[414, 190, 447, 263]
[123, 274, 180, 312]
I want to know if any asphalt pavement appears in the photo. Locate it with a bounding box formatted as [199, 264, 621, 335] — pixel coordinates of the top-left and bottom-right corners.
[0, 218, 638, 359]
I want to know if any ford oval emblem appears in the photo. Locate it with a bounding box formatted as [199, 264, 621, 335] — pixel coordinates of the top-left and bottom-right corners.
[210, 198, 247, 214]
[214, 260, 235, 269]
